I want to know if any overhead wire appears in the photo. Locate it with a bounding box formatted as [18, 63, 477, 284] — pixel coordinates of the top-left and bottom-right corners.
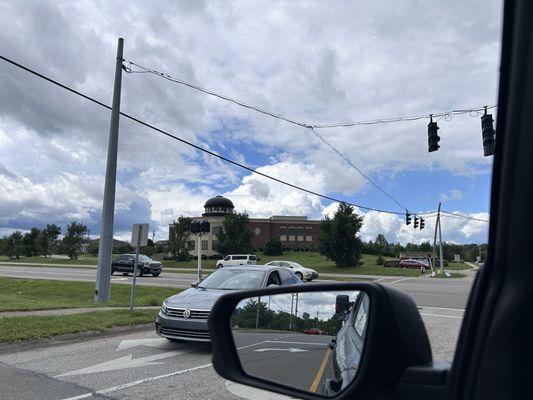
[0, 53, 491, 222]
[0, 53, 405, 216]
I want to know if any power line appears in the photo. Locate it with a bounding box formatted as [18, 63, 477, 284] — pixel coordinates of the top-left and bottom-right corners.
[440, 210, 489, 223]
[0, 53, 405, 216]
[124, 59, 495, 213]
[124, 60, 496, 129]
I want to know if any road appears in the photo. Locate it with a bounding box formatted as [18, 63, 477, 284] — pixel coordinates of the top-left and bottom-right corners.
[0, 264, 473, 309]
[0, 306, 463, 400]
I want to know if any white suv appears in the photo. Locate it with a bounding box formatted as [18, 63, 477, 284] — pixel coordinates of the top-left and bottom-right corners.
[216, 254, 257, 268]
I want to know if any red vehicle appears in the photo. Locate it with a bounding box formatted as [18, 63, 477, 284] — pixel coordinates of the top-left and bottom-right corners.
[399, 259, 426, 269]
[304, 328, 324, 335]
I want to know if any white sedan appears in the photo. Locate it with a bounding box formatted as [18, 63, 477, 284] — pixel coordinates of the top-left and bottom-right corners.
[264, 260, 319, 281]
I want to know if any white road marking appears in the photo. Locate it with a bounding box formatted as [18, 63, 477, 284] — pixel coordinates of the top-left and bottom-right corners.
[265, 340, 327, 346]
[420, 312, 463, 319]
[225, 380, 294, 400]
[373, 277, 388, 282]
[59, 363, 213, 400]
[419, 306, 465, 312]
[388, 277, 413, 284]
[254, 348, 308, 353]
[236, 341, 269, 350]
[56, 351, 183, 377]
[61, 394, 94, 400]
[117, 338, 170, 351]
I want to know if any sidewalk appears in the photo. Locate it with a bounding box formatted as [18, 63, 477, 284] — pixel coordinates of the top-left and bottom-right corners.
[0, 306, 160, 318]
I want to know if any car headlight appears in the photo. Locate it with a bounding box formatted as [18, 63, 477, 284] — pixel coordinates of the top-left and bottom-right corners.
[161, 301, 168, 315]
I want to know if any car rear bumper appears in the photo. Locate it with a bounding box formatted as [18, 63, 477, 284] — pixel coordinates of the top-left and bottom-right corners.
[155, 312, 211, 342]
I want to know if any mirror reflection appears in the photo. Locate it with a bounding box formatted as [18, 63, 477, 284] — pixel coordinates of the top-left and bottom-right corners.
[231, 290, 369, 396]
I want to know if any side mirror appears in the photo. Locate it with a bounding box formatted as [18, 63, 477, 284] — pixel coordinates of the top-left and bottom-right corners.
[208, 283, 432, 399]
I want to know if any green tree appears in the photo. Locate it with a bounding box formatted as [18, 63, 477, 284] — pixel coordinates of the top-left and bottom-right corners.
[318, 203, 364, 268]
[37, 224, 61, 257]
[5, 231, 23, 259]
[263, 237, 283, 256]
[215, 212, 253, 255]
[168, 216, 192, 261]
[22, 227, 41, 257]
[62, 221, 88, 259]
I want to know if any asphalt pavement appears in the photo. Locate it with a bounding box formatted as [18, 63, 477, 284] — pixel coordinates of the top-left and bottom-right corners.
[0, 264, 473, 309]
[0, 306, 464, 400]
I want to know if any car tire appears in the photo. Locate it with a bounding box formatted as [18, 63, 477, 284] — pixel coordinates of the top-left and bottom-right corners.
[152, 272, 161, 277]
[136, 269, 142, 277]
[216, 264, 223, 269]
[122, 272, 128, 276]
[295, 272, 303, 280]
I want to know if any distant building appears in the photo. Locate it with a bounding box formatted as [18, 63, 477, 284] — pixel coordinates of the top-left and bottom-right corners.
[169, 195, 322, 256]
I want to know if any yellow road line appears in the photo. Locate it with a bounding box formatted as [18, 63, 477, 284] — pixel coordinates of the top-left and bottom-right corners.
[309, 348, 331, 393]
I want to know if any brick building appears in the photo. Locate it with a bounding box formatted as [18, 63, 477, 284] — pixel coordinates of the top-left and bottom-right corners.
[170, 195, 322, 256]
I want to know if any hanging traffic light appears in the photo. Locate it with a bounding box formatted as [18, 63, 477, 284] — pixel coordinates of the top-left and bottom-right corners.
[414, 216, 419, 228]
[419, 218, 425, 230]
[481, 107, 495, 156]
[405, 211, 412, 225]
[428, 115, 440, 152]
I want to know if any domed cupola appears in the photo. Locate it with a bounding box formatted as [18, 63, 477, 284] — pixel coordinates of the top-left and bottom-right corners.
[202, 195, 234, 216]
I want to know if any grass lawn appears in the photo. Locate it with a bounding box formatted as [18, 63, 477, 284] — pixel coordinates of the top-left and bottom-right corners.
[0, 255, 98, 265]
[0, 277, 181, 311]
[0, 309, 159, 342]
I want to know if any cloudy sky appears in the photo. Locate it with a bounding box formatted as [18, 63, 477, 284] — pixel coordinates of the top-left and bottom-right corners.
[0, 1, 502, 244]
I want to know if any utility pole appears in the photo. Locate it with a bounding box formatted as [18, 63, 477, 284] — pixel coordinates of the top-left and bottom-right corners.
[432, 202, 441, 274]
[255, 296, 261, 329]
[289, 293, 294, 331]
[197, 232, 203, 281]
[438, 210, 444, 274]
[95, 38, 124, 303]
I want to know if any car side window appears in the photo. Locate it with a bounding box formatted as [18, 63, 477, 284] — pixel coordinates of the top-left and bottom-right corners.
[224, 256, 230, 261]
[266, 271, 281, 286]
[353, 294, 370, 337]
[279, 269, 299, 285]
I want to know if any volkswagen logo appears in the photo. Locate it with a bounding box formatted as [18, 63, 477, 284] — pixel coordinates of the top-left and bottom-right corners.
[182, 309, 191, 319]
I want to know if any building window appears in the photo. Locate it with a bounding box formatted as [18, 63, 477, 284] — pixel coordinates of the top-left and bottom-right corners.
[201, 240, 208, 251]
[212, 226, 223, 236]
[305, 227, 312, 235]
[280, 235, 287, 242]
[297, 235, 304, 242]
[297, 227, 304, 235]
[289, 235, 295, 242]
[188, 241, 195, 250]
[280, 226, 287, 235]
[306, 236, 313, 242]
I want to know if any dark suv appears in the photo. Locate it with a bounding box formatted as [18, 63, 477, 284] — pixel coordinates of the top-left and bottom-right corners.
[111, 254, 162, 277]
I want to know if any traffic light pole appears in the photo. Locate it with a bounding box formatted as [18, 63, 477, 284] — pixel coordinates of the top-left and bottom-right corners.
[432, 202, 441, 273]
[95, 38, 124, 303]
[197, 233, 203, 282]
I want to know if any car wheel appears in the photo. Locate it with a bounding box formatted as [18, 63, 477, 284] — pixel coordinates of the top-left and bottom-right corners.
[152, 272, 161, 277]
[295, 272, 303, 280]
[216, 264, 223, 269]
[122, 272, 128, 276]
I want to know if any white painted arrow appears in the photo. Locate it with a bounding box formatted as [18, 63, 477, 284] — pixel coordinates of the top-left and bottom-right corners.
[56, 351, 182, 377]
[254, 348, 308, 353]
[117, 338, 172, 351]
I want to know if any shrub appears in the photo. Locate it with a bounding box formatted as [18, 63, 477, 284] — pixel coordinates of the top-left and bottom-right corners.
[376, 256, 384, 265]
[263, 237, 283, 256]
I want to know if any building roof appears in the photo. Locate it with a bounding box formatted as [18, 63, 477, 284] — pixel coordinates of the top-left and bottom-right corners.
[204, 195, 234, 209]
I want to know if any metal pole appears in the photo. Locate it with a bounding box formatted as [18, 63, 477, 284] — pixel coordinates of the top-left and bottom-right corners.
[129, 227, 141, 311]
[289, 293, 294, 331]
[438, 213, 444, 274]
[255, 296, 261, 329]
[95, 38, 124, 303]
[431, 202, 441, 273]
[197, 233, 202, 281]
[295, 293, 299, 320]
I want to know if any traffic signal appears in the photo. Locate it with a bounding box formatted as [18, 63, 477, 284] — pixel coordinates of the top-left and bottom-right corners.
[419, 218, 425, 230]
[414, 216, 419, 228]
[481, 108, 495, 156]
[405, 211, 412, 225]
[428, 115, 440, 152]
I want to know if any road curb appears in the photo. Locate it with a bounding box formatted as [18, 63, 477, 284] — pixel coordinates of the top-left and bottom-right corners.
[0, 323, 155, 355]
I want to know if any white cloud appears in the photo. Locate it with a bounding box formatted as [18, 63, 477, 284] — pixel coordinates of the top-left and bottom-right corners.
[440, 189, 465, 202]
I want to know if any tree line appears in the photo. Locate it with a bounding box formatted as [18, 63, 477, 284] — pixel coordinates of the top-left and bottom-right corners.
[0, 221, 88, 260]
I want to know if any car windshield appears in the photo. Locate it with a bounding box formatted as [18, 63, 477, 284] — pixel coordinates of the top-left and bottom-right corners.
[138, 255, 151, 262]
[290, 262, 304, 268]
[198, 269, 266, 290]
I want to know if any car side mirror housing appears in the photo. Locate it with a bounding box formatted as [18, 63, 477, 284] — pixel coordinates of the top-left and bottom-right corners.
[208, 282, 432, 399]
